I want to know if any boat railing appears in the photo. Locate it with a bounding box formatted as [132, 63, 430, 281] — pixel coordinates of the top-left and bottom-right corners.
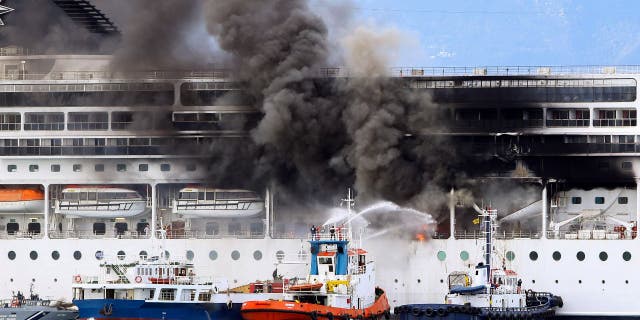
[0, 231, 44, 239]
[48, 230, 151, 239]
[0, 298, 53, 308]
[454, 230, 541, 240]
[389, 65, 640, 77]
[546, 230, 635, 240]
[308, 228, 350, 241]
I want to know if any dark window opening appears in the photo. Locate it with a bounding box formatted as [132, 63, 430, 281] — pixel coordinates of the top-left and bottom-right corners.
[93, 222, 106, 235]
[6, 222, 19, 235]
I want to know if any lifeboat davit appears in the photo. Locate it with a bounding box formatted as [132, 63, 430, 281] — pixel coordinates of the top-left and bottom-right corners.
[241, 288, 391, 320]
[0, 189, 44, 214]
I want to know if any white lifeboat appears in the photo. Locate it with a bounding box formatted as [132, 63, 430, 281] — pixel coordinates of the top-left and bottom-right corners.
[0, 188, 44, 214]
[54, 186, 147, 218]
[172, 187, 264, 218]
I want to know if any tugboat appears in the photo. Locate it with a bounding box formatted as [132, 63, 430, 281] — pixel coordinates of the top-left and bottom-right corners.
[395, 206, 563, 320]
[72, 230, 283, 320]
[241, 190, 392, 320]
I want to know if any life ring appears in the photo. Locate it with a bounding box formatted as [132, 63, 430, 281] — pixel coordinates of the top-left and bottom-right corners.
[412, 307, 423, 317]
[135, 276, 142, 283]
[436, 307, 447, 317]
[74, 275, 82, 283]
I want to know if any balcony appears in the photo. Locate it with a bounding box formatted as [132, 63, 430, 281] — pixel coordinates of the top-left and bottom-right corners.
[593, 119, 637, 127]
[545, 119, 589, 127]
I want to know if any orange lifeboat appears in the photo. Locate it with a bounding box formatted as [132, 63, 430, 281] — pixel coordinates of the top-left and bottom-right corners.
[241, 287, 390, 320]
[0, 189, 44, 213]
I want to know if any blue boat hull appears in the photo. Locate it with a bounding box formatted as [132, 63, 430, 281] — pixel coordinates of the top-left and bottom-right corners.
[74, 299, 242, 320]
[394, 303, 556, 320]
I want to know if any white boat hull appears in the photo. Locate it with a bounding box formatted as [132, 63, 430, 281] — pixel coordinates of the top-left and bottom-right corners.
[54, 201, 148, 218]
[0, 200, 44, 214]
[173, 201, 264, 218]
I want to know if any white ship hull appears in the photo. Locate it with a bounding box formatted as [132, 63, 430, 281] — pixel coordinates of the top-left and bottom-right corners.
[0, 200, 44, 214]
[0, 236, 636, 317]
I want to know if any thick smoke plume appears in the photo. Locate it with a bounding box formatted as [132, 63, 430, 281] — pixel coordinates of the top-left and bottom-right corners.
[202, 0, 465, 216]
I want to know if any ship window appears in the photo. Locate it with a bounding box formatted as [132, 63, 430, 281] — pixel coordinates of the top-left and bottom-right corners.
[51, 164, 60, 172]
[253, 250, 262, 261]
[186, 250, 194, 261]
[198, 192, 205, 200]
[94, 164, 104, 172]
[205, 222, 219, 235]
[186, 163, 196, 171]
[117, 250, 126, 260]
[231, 250, 240, 260]
[595, 197, 605, 204]
[6, 222, 18, 234]
[117, 164, 127, 172]
[206, 192, 214, 200]
[460, 251, 469, 261]
[437, 251, 446, 261]
[27, 222, 40, 234]
[115, 223, 128, 236]
[95, 251, 104, 260]
[506, 251, 515, 261]
[160, 163, 171, 172]
[29, 164, 38, 172]
[139, 251, 148, 259]
[576, 251, 585, 261]
[529, 251, 538, 261]
[28, 251, 37, 260]
[51, 251, 60, 260]
[138, 164, 148, 171]
[7, 251, 15, 260]
[93, 223, 106, 235]
[228, 222, 241, 235]
[552, 251, 561, 261]
[250, 222, 264, 235]
[87, 192, 96, 201]
[73, 164, 82, 172]
[599, 251, 608, 261]
[618, 197, 629, 204]
[623, 251, 632, 261]
[159, 288, 176, 301]
[622, 161, 633, 170]
[7, 164, 16, 172]
[209, 250, 218, 261]
[571, 197, 582, 204]
[137, 222, 150, 235]
[73, 251, 82, 260]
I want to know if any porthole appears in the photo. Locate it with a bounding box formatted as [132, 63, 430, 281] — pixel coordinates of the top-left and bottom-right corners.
[73, 251, 82, 260]
[460, 251, 469, 261]
[164, 251, 170, 259]
[626, 280, 629, 284]
[602, 280, 606, 284]
[31, 278, 35, 282]
[139, 250, 148, 259]
[506, 251, 515, 261]
[529, 251, 538, 261]
[186, 250, 194, 261]
[437, 251, 446, 261]
[532, 280, 536, 284]
[209, 250, 218, 261]
[275, 250, 285, 261]
[117, 250, 126, 260]
[9, 279, 12, 282]
[576, 251, 585, 261]
[231, 250, 240, 260]
[253, 250, 262, 261]
[439, 279, 444, 283]
[623, 251, 632, 261]
[599, 251, 608, 261]
[8, 251, 16, 260]
[578, 280, 582, 284]
[95, 251, 104, 260]
[394, 279, 398, 283]
[54, 278, 57, 282]
[51, 251, 60, 260]
[552, 251, 561, 261]
[417, 279, 421, 283]
[29, 251, 38, 260]
[554, 280, 558, 284]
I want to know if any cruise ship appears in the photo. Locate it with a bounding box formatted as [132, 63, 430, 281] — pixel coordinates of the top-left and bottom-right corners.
[1, 1, 640, 319]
